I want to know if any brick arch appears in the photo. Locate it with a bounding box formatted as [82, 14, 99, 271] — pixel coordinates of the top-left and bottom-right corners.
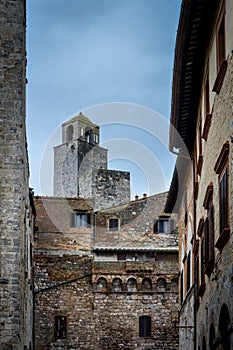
[127, 277, 137, 292]
[96, 277, 107, 292]
[112, 277, 123, 292]
[141, 277, 152, 291]
[156, 277, 167, 291]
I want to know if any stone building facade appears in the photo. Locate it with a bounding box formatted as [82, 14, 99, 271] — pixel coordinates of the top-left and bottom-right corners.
[33, 194, 179, 349]
[0, 0, 34, 349]
[166, 0, 233, 349]
[54, 113, 130, 211]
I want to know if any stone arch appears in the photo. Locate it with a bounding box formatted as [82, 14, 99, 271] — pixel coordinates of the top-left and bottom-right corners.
[127, 277, 137, 292]
[66, 124, 74, 142]
[141, 278, 152, 291]
[112, 277, 122, 292]
[218, 304, 231, 350]
[209, 323, 215, 349]
[96, 277, 107, 292]
[157, 277, 166, 291]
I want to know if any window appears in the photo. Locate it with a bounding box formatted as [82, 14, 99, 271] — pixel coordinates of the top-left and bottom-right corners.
[203, 183, 215, 276]
[213, 2, 227, 93]
[54, 316, 67, 339]
[66, 124, 74, 142]
[202, 68, 212, 141]
[117, 252, 126, 261]
[154, 218, 169, 234]
[70, 212, 91, 228]
[139, 316, 151, 337]
[216, 4, 226, 72]
[93, 134, 99, 144]
[142, 278, 152, 292]
[214, 142, 230, 250]
[187, 251, 191, 291]
[109, 218, 119, 231]
[180, 270, 184, 304]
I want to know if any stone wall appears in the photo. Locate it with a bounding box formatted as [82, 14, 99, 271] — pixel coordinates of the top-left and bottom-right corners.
[91, 168, 130, 211]
[34, 254, 179, 350]
[54, 139, 108, 198]
[0, 0, 33, 348]
[195, 53, 233, 350]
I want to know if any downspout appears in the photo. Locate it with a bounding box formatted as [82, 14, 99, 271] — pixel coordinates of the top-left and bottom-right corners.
[193, 157, 197, 350]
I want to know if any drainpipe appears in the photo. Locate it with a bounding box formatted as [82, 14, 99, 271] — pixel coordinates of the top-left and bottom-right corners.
[193, 159, 197, 350]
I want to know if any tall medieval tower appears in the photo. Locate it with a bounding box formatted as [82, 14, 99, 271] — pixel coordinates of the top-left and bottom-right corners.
[0, 0, 33, 349]
[54, 112, 131, 210]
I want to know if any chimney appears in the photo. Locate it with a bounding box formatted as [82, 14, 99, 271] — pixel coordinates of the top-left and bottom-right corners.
[135, 195, 139, 201]
[143, 193, 147, 199]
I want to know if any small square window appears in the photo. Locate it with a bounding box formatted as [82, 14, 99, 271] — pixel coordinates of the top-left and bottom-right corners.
[70, 212, 91, 228]
[109, 218, 119, 231]
[154, 219, 169, 234]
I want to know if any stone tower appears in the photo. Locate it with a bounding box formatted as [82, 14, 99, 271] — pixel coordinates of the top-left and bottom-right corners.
[54, 112, 130, 210]
[0, 0, 34, 348]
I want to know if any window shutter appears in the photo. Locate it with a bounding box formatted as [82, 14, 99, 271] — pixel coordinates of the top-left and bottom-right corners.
[70, 212, 75, 227]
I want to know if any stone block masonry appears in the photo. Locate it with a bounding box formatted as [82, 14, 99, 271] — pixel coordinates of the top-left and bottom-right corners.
[0, 0, 33, 348]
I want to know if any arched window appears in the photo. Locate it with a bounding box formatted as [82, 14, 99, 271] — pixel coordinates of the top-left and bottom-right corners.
[139, 316, 151, 337]
[112, 278, 122, 292]
[219, 304, 231, 350]
[157, 277, 166, 291]
[66, 124, 74, 142]
[127, 278, 137, 292]
[96, 277, 107, 292]
[209, 323, 215, 349]
[141, 278, 152, 292]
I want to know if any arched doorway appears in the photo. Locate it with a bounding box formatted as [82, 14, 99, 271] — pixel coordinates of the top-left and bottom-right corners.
[219, 304, 231, 350]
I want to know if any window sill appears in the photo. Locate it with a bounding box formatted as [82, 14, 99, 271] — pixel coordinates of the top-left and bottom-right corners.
[213, 59, 227, 94]
[215, 228, 230, 251]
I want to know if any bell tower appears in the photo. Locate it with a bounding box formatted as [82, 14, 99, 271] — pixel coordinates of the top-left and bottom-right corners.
[54, 112, 130, 210]
[54, 112, 108, 197]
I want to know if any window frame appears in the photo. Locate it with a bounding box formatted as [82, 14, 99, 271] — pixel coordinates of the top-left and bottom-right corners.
[213, 2, 227, 94]
[154, 217, 169, 234]
[203, 183, 215, 276]
[214, 142, 230, 250]
[109, 218, 119, 232]
[70, 212, 91, 228]
[139, 316, 151, 338]
[54, 316, 67, 340]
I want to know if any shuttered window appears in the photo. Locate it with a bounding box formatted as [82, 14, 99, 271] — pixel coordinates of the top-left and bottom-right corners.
[219, 169, 227, 233]
[70, 212, 91, 228]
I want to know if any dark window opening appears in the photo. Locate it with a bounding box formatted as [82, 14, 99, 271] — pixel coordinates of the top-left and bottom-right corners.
[117, 252, 126, 261]
[139, 316, 151, 337]
[154, 219, 169, 234]
[66, 124, 74, 142]
[220, 169, 228, 233]
[109, 218, 119, 231]
[54, 316, 67, 339]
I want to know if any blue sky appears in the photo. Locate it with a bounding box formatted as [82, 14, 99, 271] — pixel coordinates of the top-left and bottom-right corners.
[26, 0, 181, 197]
